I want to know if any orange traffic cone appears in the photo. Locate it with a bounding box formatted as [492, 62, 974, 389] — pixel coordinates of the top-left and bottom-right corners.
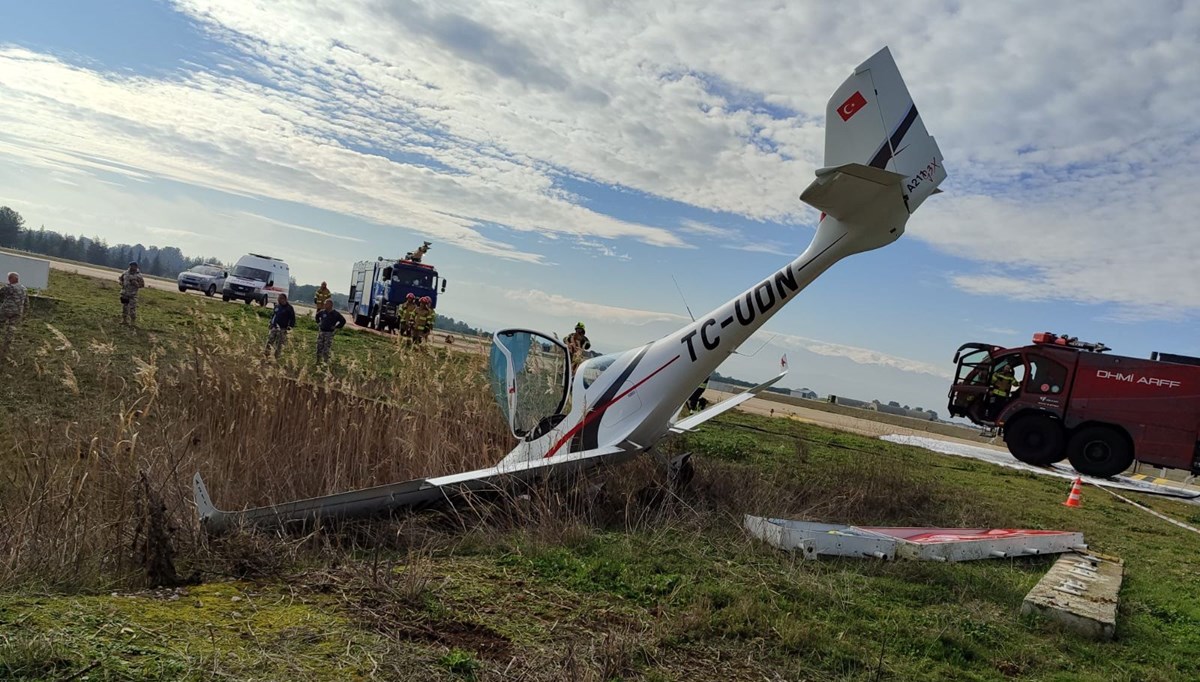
[1063, 477, 1083, 508]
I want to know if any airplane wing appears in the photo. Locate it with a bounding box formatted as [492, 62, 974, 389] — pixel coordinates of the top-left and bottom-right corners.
[670, 370, 788, 433]
[194, 443, 637, 534]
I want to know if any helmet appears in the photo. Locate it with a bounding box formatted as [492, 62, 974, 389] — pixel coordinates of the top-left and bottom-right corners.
[128, 261, 139, 268]
[420, 296, 431, 304]
[406, 293, 415, 300]
[575, 322, 585, 331]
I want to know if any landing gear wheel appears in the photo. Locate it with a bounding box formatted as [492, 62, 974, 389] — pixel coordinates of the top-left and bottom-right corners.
[1003, 415, 1066, 466]
[206, 284, 216, 297]
[1067, 426, 1133, 478]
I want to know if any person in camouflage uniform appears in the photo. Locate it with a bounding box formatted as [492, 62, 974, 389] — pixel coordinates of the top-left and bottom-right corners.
[314, 299, 346, 363]
[0, 272, 28, 361]
[118, 261, 146, 327]
[263, 293, 296, 360]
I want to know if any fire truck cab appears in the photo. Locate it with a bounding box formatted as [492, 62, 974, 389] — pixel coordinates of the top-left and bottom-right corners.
[948, 332, 1200, 478]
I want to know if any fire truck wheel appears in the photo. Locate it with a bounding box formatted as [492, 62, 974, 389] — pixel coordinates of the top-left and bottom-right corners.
[1003, 415, 1066, 466]
[1067, 426, 1134, 478]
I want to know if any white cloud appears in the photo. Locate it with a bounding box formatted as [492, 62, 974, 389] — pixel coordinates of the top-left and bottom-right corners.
[236, 211, 366, 243]
[679, 219, 741, 239]
[144, 226, 202, 239]
[768, 332, 952, 379]
[0, 0, 1198, 320]
[501, 288, 690, 326]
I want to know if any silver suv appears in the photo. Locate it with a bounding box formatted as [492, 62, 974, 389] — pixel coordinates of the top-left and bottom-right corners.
[177, 264, 227, 297]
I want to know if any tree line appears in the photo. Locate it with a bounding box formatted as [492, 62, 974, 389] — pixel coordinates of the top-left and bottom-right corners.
[0, 206, 222, 278]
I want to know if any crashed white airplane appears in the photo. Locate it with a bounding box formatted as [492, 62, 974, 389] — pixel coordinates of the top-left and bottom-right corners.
[194, 46, 947, 533]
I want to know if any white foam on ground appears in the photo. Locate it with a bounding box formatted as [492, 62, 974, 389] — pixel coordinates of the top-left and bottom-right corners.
[881, 434, 1200, 505]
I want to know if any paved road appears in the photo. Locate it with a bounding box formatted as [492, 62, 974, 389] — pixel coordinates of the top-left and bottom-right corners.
[706, 389, 1003, 452]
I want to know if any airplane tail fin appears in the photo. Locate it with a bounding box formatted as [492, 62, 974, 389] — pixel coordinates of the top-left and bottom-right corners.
[817, 46, 946, 214]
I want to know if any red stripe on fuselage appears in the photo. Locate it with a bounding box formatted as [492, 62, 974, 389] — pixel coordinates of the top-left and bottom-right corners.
[543, 354, 682, 458]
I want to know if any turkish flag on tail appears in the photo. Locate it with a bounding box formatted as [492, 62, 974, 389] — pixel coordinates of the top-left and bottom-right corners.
[837, 91, 868, 121]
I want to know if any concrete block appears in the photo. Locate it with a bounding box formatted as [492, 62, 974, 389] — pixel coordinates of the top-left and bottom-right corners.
[1021, 551, 1123, 640]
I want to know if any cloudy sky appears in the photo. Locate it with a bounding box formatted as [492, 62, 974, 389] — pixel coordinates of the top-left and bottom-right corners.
[2, 0, 1198, 414]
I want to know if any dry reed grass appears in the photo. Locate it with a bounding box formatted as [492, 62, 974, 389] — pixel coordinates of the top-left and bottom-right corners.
[0, 313, 512, 590]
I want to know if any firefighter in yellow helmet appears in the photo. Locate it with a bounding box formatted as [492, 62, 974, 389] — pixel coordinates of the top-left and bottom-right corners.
[399, 292, 418, 341]
[565, 322, 590, 369]
[413, 296, 435, 346]
[984, 360, 1018, 419]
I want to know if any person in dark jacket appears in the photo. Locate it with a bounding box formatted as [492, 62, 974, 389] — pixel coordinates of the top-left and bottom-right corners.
[314, 299, 346, 363]
[263, 293, 296, 359]
[686, 376, 710, 413]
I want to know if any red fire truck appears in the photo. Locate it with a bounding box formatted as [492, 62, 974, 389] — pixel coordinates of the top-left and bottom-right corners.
[947, 332, 1200, 477]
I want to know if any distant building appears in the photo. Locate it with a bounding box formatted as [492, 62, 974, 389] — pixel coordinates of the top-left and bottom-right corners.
[791, 387, 818, 399]
[830, 395, 870, 409]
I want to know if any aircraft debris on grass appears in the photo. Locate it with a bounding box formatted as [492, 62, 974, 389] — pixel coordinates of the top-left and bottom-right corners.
[194, 46, 948, 533]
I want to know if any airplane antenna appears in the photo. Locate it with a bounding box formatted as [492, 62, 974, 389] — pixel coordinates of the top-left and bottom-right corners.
[670, 275, 696, 322]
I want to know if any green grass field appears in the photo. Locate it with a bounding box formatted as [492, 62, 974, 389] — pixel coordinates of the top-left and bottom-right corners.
[2, 272, 1200, 681]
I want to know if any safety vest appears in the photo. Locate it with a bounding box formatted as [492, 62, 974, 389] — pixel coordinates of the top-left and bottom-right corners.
[991, 369, 1016, 397]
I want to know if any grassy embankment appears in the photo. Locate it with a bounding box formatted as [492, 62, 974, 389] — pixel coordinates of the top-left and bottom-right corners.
[2, 271, 1200, 681]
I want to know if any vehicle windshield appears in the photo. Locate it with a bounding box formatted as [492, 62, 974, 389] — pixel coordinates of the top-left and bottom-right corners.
[232, 265, 271, 282]
[488, 330, 570, 437]
[191, 266, 223, 277]
[954, 347, 992, 386]
[580, 353, 619, 389]
[392, 269, 435, 289]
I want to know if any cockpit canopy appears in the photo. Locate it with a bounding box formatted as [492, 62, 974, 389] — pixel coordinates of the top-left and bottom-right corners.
[488, 329, 571, 439]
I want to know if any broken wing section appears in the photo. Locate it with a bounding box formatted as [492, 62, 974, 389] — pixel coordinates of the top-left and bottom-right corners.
[193, 443, 636, 534]
[670, 370, 788, 434]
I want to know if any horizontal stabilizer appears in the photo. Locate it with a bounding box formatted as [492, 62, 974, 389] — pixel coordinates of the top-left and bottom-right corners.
[800, 163, 906, 221]
[671, 370, 788, 433]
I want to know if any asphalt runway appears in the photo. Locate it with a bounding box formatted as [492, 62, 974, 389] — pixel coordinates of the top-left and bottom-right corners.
[882, 434, 1200, 504]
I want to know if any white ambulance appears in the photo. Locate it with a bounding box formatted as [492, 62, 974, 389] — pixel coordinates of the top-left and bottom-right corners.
[221, 253, 290, 306]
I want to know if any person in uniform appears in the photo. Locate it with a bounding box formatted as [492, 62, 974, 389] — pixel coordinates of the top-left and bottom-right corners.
[984, 362, 1018, 419]
[0, 272, 28, 361]
[413, 296, 435, 346]
[314, 299, 346, 363]
[118, 261, 146, 327]
[313, 281, 332, 309]
[399, 293, 418, 340]
[565, 322, 590, 369]
[263, 293, 296, 359]
[686, 376, 710, 413]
